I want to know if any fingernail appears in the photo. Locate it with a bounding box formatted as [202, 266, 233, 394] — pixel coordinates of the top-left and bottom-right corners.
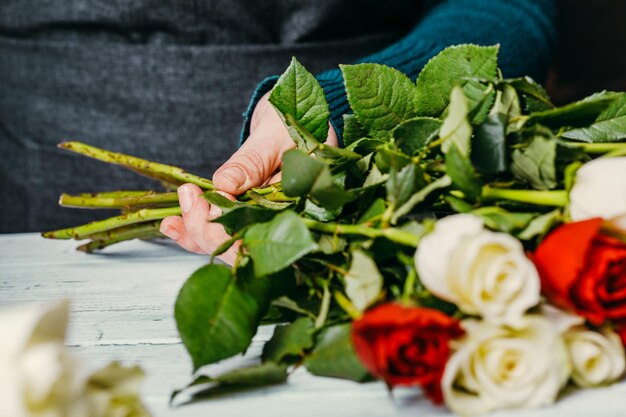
[209, 203, 221, 219]
[160, 225, 180, 241]
[219, 167, 246, 190]
[178, 186, 195, 213]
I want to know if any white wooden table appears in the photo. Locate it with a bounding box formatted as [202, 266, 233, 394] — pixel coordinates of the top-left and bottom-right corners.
[1, 233, 626, 417]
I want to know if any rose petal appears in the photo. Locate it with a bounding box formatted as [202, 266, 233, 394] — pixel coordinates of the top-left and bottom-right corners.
[534, 218, 604, 310]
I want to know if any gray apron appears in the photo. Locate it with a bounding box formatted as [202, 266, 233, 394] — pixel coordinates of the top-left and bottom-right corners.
[0, 0, 419, 232]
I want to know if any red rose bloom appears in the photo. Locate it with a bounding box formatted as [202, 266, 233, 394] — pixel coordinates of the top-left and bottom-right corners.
[534, 218, 626, 325]
[351, 303, 463, 403]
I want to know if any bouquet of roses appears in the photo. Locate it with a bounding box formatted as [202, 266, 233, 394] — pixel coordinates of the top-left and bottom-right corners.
[44, 44, 626, 415]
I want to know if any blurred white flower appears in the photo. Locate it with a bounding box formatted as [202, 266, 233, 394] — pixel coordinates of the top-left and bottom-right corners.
[570, 157, 626, 221]
[0, 301, 150, 417]
[415, 214, 540, 326]
[442, 316, 570, 416]
[564, 326, 625, 388]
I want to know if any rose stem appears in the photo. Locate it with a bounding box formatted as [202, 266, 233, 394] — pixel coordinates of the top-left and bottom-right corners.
[42, 206, 181, 240]
[302, 218, 421, 247]
[59, 192, 179, 209]
[58, 142, 215, 190]
[77, 221, 163, 252]
[78, 191, 155, 198]
[563, 142, 626, 155]
[481, 186, 568, 207]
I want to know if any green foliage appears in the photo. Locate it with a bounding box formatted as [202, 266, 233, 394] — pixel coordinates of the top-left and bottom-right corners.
[175, 265, 271, 371]
[344, 251, 383, 312]
[243, 211, 317, 277]
[262, 317, 315, 363]
[562, 93, 626, 142]
[343, 114, 369, 146]
[282, 150, 354, 209]
[392, 117, 442, 155]
[304, 324, 370, 382]
[269, 57, 330, 141]
[526, 91, 618, 129]
[472, 113, 509, 174]
[440, 85, 472, 156]
[341, 63, 418, 139]
[446, 143, 482, 201]
[415, 44, 499, 117]
[511, 135, 558, 190]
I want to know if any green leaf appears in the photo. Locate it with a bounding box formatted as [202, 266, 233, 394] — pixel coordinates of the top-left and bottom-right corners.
[262, 317, 315, 363]
[496, 77, 553, 112]
[271, 296, 316, 319]
[304, 199, 341, 222]
[269, 57, 330, 141]
[511, 135, 558, 190]
[173, 363, 289, 404]
[373, 145, 412, 173]
[471, 206, 536, 234]
[304, 323, 370, 382]
[213, 205, 277, 234]
[175, 265, 270, 370]
[517, 209, 562, 241]
[392, 117, 442, 155]
[526, 91, 618, 129]
[343, 114, 368, 146]
[562, 93, 626, 142]
[345, 137, 386, 155]
[440, 85, 472, 156]
[341, 63, 418, 139]
[468, 86, 496, 125]
[391, 175, 452, 223]
[201, 192, 239, 210]
[243, 210, 317, 277]
[445, 194, 475, 213]
[491, 84, 522, 117]
[282, 150, 354, 209]
[415, 44, 499, 117]
[344, 251, 383, 312]
[213, 363, 288, 386]
[358, 198, 386, 224]
[472, 113, 509, 174]
[445, 143, 482, 201]
[387, 164, 423, 208]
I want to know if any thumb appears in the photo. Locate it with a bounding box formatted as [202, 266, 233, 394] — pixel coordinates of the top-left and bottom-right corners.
[213, 129, 294, 195]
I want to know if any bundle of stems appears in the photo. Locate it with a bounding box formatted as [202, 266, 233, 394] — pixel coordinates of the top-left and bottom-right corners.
[42, 142, 291, 252]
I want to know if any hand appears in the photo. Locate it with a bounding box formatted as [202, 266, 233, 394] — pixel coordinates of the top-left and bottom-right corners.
[159, 92, 338, 264]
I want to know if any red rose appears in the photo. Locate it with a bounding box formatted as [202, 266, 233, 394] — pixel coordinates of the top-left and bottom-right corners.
[534, 218, 626, 325]
[351, 303, 463, 403]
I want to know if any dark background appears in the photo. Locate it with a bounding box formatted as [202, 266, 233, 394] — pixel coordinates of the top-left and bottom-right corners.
[548, 0, 626, 104]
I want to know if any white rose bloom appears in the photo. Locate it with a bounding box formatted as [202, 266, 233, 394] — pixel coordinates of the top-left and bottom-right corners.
[570, 157, 626, 221]
[564, 326, 625, 388]
[415, 214, 540, 326]
[0, 301, 150, 417]
[442, 316, 570, 416]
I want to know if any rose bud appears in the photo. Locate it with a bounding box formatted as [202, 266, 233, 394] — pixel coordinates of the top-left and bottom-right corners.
[534, 218, 626, 325]
[351, 303, 463, 403]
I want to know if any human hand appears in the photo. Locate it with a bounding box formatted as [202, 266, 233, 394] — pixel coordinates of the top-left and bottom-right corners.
[159, 91, 338, 264]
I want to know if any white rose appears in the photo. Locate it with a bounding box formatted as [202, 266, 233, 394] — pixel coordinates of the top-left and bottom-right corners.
[0, 301, 150, 417]
[415, 214, 540, 326]
[570, 157, 626, 221]
[442, 316, 570, 416]
[564, 326, 625, 388]
[0, 300, 86, 417]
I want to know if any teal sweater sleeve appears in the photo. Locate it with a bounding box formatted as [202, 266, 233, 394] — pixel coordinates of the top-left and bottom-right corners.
[240, 0, 557, 145]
